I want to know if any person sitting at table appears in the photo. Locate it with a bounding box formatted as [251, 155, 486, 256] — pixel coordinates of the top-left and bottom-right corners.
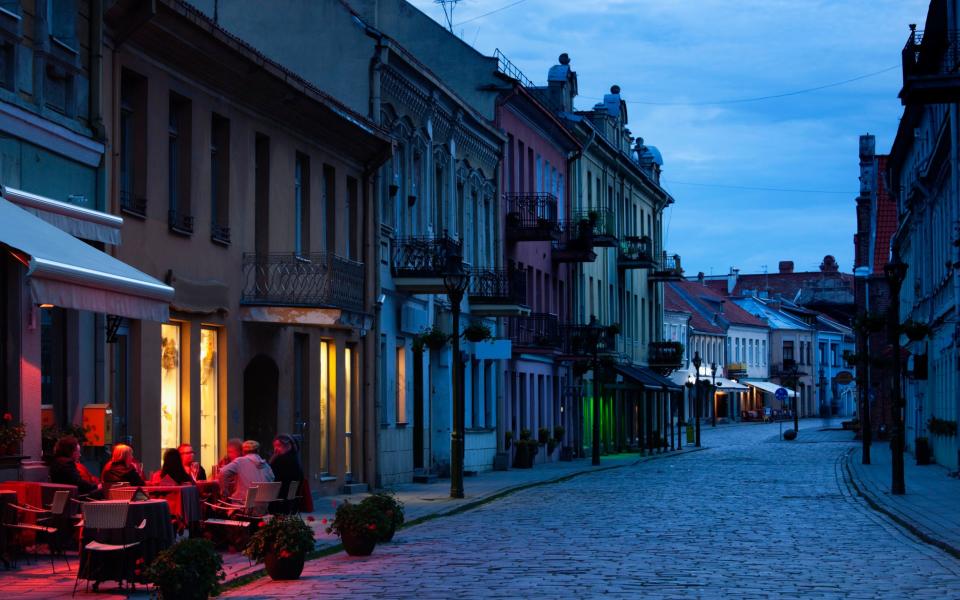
[218, 440, 274, 502]
[101, 443, 145, 487]
[49, 435, 101, 497]
[216, 438, 243, 473]
[270, 434, 303, 501]
[177, 443, 207, 481]
[153, 447, 196, 486]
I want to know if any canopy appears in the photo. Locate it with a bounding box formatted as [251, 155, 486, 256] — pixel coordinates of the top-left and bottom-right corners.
[712, 377, 748, 392]
[615, 364, 683, 392]
[1, 185, 122, 245]
[743, 380, 796, 398]
[1, 198, 174, 321]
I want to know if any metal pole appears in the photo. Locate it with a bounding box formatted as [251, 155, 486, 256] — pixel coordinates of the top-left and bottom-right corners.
[592, 354, 601, 466]
[449, 289, 464, 499]
[890, 285, 905, 495]
[694, 378, 701, 447]
[793, 367, 800, 434]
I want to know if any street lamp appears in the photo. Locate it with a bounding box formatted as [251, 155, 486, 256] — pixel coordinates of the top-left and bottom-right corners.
[884, 256, 908, 496]
[710, 361, 717, 427]
[443, 257, 470, 499]
[581, 315, 605, 466]
[786, 359, 800, 435]
[853, 265, 872, 465]
[692, 351, 702, 447]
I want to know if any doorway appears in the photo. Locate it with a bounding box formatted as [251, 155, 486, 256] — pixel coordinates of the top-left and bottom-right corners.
[243, 354, 278, 454]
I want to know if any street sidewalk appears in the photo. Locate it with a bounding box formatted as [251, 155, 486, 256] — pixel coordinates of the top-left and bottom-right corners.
[846, 440, 960, 559]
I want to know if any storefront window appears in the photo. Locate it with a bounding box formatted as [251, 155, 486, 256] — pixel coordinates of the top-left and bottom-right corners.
[319, 340, 330, 476]
[160, 323, 181, 457]
[199, 327, 218, 473]
[344, 346, 352, 480]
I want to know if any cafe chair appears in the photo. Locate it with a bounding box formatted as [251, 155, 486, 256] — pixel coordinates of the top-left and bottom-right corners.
[106, 487, 137, 501]
[203, 486, 258, 523]
[3, 490, 72, 572]
[283, 480, 301, 515]
[73, 501, 146, 595]
[252, 482, 282, 516]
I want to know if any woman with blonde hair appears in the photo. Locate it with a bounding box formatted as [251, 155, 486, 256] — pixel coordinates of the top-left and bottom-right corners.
[101, 443, 145, 487]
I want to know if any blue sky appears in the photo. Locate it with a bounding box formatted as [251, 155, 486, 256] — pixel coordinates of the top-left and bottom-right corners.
[408, 0, 929, 276]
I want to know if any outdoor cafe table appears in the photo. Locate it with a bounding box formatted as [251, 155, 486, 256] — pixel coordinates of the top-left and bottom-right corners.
[0, 481, 78, 544]
[79, 499, 173, 585]
[142, 485, 201, 525]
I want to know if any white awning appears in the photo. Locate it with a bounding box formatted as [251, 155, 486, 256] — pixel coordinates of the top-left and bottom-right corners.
[2, 185, 122, 245]
[743, 380, 797, 398]
[713, 377, 748, 391]
[1, 198, 173, 321]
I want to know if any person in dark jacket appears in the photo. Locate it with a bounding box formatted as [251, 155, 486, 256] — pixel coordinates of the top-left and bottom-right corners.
[177, 444, 207, 481]
[269, 434, 303, 502]
[101, 443, 145, 487]
[49, 435, 101, 497]
[154, 448, 194, 486]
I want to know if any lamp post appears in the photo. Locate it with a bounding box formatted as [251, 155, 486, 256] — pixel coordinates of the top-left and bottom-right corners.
[692, 351, 702, 447]
[787, 359, 800, 435]
[884, 257, 908, 496]
[853, 265, 872, 464]
[582, 316, 605, 466]
[683, 373, 694, 449]
[443, 258, 470, 499]
[710, 361, 717, 427]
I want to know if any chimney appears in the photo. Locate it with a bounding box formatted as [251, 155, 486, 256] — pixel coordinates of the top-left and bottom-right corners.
[546, 53, 577, 113]
[697, 271, 705, 285]
[819, 255, 839, 273]
[778, 261, 794, 274]
[727, 267, 739, 294]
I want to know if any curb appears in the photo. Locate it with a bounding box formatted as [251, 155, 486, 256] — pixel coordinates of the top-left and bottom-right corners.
[222, 446, 705, 592]
[842, 451, 960, 561]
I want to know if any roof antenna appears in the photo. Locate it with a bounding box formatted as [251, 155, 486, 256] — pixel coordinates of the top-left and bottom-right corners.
[435, 0, 461, 32]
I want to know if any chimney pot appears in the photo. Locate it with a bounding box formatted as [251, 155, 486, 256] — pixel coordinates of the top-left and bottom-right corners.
[559, 53, 570, 65]
[610, 84, 621, 94]
[778, 261, 794, 274]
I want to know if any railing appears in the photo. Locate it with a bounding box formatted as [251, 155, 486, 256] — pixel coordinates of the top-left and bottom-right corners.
[618, 235, 654, 268]
[168, 209, 194, 235]
[469, 268, 527, 306]
[559, 322, 617, 357]
[494, 48, 535, 88]
[241, 252, 364, 312]
[650, 252, 683, 280]
[211, 222, 231, 245]
[391, 234, 463, 278]
[119, 190, 146, 218]
[507, 313, 561, 349]
[505, 193, 560, 241]
[571, 209, 616, 244]
[902, 27, 960, 81]
[648, 341, 684, 371]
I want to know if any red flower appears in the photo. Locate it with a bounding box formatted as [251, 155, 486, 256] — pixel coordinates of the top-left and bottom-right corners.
[367, 523, 376, 531]
[279, 550, 291, 558]
[306, 516, 315, 522]
[258, 521, 266, 528]
[135, 558, 144, 566]
[321, 518, 327, 525]
[2, 413, 11, 422]
[134, 569, 141, 577]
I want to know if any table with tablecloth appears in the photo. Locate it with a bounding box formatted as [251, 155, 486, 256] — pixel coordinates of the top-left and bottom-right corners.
[0, 481, 79, 545]
[78, 499, 173, 585]
[142, 485, 201, 526]
[196, 480, 220, 500]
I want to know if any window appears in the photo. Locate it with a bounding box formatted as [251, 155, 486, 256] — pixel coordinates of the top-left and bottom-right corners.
[783, 340, 795, 362]
[396, 343, 407, 424]
[254, 134, 270, 255]
[119, 70, 147, 217]
[161, 323, 182, 461]
[210, 114, 230, 243]
[168, 94, 193, 234]
[319, 340, 332, 476]
[735, 338, 741, 362]
[323, 165, 336, 253]
[748, 339, 754, 365]
[199, 327, 218, 472]
[347, 177, 358, 260]
[294, 153, 310, 255]
[344, 346, 353, 480]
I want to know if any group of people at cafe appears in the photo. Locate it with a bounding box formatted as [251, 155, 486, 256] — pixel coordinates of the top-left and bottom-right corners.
[46, 433, 305, 508]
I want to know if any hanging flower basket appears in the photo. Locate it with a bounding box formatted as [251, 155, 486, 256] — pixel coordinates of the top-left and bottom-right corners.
[463, 322, 492, 343]
[901, 319, 932, 342]
[417, 327, 449, 351]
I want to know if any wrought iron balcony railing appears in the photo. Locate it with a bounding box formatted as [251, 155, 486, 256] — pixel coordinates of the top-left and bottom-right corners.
[211, 221, 231, 246]
[468, 268, 528, 307]
[119, 190, 146, 218]
[900, 26, 960, 105]
[241, 252, 364, 312]
[391, 234, 463, 280]
[507, 312, 561, 350]
[648, 341, 684, 373]
[505, 193, 561, 242]
[559, 322, 617, 358]
[552, 219, 597, 263]
[571, 209, 616, 247]
[649, 252, 683, 281]
[168, 209, 194, 235]
[618, 235, 655, 270]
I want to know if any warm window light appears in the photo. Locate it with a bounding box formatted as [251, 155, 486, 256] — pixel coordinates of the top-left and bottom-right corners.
[39, 303, 54, 309]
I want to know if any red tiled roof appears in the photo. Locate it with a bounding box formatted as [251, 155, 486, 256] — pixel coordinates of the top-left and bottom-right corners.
[664, 285, 692, 314]
[666, 283, 725, 334]
[873, 155, 897, 275]
[673, 281, 768, 328]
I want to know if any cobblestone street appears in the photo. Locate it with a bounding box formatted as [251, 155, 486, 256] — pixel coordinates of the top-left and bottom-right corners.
[225, 423, 960, 598]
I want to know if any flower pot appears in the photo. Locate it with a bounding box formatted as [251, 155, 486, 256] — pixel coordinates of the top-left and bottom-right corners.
[381, 524, 396, 543]
[264, 551, 305, 580]
[340, 529, 377, 556]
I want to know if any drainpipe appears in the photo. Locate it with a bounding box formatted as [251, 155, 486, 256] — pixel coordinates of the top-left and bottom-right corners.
[951, 101, 959, 469]
[89, 0, 105, 140]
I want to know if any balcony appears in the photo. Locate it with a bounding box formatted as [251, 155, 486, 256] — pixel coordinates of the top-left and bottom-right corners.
[507, 313, 562, 352]
[900, 25, 960, 105]
[618, 235, 655, 270]
[725, 362, 748, 379]
[468, 268, 530, 317]
[551, 219, 597, 263]
[572, 209, 617, 247]
[648, 341, 684, 374]
[558, 322, 617, 360]
[241, 252, 364, 312]
[649, 252, 683, 282]
[505, 193, 561, 242]
[391, 234, 463, 293]
[168, 209, 194, 236]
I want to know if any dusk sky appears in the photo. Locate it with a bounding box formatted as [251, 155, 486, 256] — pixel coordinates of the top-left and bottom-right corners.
[409, 0, 929, 277]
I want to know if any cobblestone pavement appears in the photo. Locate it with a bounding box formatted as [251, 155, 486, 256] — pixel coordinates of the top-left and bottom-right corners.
[225, 422, 960, 599]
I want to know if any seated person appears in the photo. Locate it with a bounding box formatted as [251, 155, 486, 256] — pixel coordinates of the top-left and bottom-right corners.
[101, 443, 145, 487]
[152, 447, 196, 486]
[269, 434, 304, 501]
[216, 438, 243, 474]
[218, 440, 274, 502]
[178, 443, 207, 481]
[49, 435, 101, 497]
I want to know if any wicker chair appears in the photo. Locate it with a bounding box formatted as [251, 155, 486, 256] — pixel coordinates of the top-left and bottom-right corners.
[105, 487, 137, 501]
[73, 501, 146, 595]
[2, 489, 73, 572]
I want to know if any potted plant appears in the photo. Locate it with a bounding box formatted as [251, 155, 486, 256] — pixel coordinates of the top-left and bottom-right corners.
[915, 437, 932, 465]
[504, 430, 513, 450]
[243, 515, 316, 580]
[360, 491, 405, 542]
[0, 413, 25, 456]
[547, 438, 558, 456]
[928, 416, 958, 437]
[553, 425, 565, 442]
[145, 538, 225, 600]
[606, 323, 622, 336]
[418, 326, 449, 351]
[326, 500, 388, 556]
[537, 427, 551, 445]
[513, 429, 538, 469]
[463, 322, 492, 343]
